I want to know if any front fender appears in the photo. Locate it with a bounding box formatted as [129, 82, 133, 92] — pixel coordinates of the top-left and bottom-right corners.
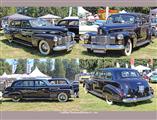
[32, 34, 56, 47]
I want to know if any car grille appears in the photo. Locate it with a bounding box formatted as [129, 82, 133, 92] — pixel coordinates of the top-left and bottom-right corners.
[91, 36, 108, 45]
[58, 36, 73, 45]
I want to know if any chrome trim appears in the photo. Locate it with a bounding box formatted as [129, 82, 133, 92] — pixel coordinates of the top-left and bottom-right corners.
[122, 94, 153, 103]
[82, 44, 125, 51]
[53, 41, 76, 51]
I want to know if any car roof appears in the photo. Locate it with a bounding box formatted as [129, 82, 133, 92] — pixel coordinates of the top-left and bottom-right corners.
[98, 68, 137, 72]
[63, 16, 79, 20]
[49, 78, 67, 80]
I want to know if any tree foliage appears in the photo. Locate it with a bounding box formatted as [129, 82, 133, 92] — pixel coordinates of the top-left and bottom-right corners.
[0, 59, 12, 75]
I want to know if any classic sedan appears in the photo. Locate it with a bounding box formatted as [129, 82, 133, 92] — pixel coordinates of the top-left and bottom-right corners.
[149, 73, 157, 83]
[4, 18, 76, 55]
[2, 78, 75, 102]
[83, 68, 154, 105]
[82, 13, 152, 56]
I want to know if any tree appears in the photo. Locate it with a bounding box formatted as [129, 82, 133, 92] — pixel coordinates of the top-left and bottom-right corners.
[15, 59, 27, 74]
[53, 59, 65, 78]
[0, 59, 12, 75]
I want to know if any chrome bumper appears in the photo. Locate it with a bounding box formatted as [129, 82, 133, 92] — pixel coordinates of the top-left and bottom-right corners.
[122, 94, 153, 103]
[82, 44, 124, 52]
[53, 41, 76, 51]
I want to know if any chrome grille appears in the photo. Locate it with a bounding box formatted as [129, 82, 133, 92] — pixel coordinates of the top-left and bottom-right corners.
[58, 36, 72, 45]
[91, 36, 108, 45]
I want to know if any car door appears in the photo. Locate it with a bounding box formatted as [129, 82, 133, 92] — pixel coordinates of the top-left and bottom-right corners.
[9, 20, 22, 40]
[20, 20, 33, 43]
[13, 80, 36, 98]
[34, 80, 50, 98]
[68, 20, 79, 36]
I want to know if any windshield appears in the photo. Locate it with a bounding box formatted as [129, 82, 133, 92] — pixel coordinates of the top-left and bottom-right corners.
[151, 18, 157, 23]
[29, 19, 51, 27]
[120, 71, 140, 78]
[106, 14, 136, 24]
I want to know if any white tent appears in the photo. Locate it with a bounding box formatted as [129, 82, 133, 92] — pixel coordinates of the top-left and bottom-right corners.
[78, 7, 91, 17]
[134, 65, 151, 73]
[39, 14, 61, 19]
[29, 67, 50, 78]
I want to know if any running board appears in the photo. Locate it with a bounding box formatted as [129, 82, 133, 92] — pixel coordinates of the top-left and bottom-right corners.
[13, 39, 33, 47]
[89, 90, 105, 99]
[136, 40, 150, 47]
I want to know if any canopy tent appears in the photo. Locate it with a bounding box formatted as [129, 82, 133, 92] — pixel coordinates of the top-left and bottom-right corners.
[134, 65, 151, 73]
[39, 14, 61, 24]
[29, 67, 51, 78]
[2, 13, 33, 20]
[150, 8, 157, 17]
[78, 7, 91, 18]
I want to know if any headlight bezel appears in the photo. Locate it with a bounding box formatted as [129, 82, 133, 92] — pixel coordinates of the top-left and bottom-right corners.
[83, 33, 90, 40]
[117, 34, 124, 40]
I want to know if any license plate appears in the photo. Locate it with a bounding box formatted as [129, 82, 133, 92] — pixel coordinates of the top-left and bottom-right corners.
[93, 50, 105, 53]
[139, 86, 144, 92]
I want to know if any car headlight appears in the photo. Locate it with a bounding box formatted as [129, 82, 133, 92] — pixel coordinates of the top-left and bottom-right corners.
[72, 33, 75, 38]
[83, 34, 90, 40]
[53, 36, 58, 42]
[117, 34, 124, 40]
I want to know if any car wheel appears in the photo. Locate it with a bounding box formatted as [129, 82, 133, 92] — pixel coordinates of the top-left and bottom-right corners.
[84, 84, 89, 94]
[122, 39, 132, 56]
[87, 48, 93, 53]
[39, 40, 51, 55]
[106, 95, 113, 105]
[8, 39, 13, 43]
[57, 93, 68, 102]
[12, 94, 21, 102]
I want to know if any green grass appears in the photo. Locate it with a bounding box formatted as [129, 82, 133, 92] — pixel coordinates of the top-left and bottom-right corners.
[0, 83, 157, 111]
[0, 30, 157, 59]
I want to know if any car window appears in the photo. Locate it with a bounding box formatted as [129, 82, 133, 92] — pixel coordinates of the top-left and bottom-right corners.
[49, 79, 68, 85]
[13, 80, 34, 87]
[69, 20, 79, 26]
[14, 20, 21, 28]
[105, 72, 112, 81]
[35, 80, 46, 87]
[121, 71, 140, 78]
[94, 71, 99, 78]
[58, 20, 68, 26]
[21, 21, 31, 28]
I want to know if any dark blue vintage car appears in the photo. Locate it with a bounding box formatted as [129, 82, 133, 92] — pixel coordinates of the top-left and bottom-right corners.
[83, 68, 154, 105]
[82, 13, 152, 56]
[2, 78, 77, 102]
[4, 18, 76, 55]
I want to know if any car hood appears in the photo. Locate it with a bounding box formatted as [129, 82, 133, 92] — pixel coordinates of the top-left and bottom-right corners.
[101, 23, 135, 31]
[32, 26, 68, 32]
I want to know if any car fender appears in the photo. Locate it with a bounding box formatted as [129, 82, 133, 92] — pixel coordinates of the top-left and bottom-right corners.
[103, 84, 122, 100]
[31, 34, 57, 47]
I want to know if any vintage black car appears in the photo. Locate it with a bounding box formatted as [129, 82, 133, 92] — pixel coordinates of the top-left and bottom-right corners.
[2, 78, 76, 102]
[57, 17, 79, 42]
[4, 18, 76, 55]
[82, 13, 152, 56]
[83, 68, 154, 105]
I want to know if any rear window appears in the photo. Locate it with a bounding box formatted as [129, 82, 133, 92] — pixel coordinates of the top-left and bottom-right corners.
[120, 71, 140, 78]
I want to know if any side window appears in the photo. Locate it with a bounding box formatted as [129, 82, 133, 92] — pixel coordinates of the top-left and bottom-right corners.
[13, 81, 34, 87]
[58, 20, 68, 26]
[21, 21, 31, 28]
[35, 80, 46, 87]
[94, 71, 99, 78]
[105, 72, 112, 81]
[14, 21, 21, 28]
[69, 20, 79, 26]
[57, 80, 68, 85]
[98, 71, 105, 79]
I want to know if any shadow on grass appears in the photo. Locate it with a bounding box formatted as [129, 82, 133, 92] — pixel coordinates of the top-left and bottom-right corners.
[90, 93, 153, 107]
[2, 99, 74, 103]
[1, 39, 72, 58]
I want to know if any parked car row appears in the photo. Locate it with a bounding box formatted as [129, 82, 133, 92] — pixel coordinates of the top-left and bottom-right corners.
[143, 71, 157, 83]
[2, 68, 154, 105]
[3, 13, 156, 56]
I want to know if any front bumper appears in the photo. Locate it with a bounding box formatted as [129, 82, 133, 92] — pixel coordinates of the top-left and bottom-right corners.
[53, 41, 76, 51]
[82, 44, 124, 52]
[122, 94, 153, 103]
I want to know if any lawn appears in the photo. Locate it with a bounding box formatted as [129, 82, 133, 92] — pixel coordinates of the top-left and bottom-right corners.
[0, 30, 157, 59]
[0, 83, 156, 111]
